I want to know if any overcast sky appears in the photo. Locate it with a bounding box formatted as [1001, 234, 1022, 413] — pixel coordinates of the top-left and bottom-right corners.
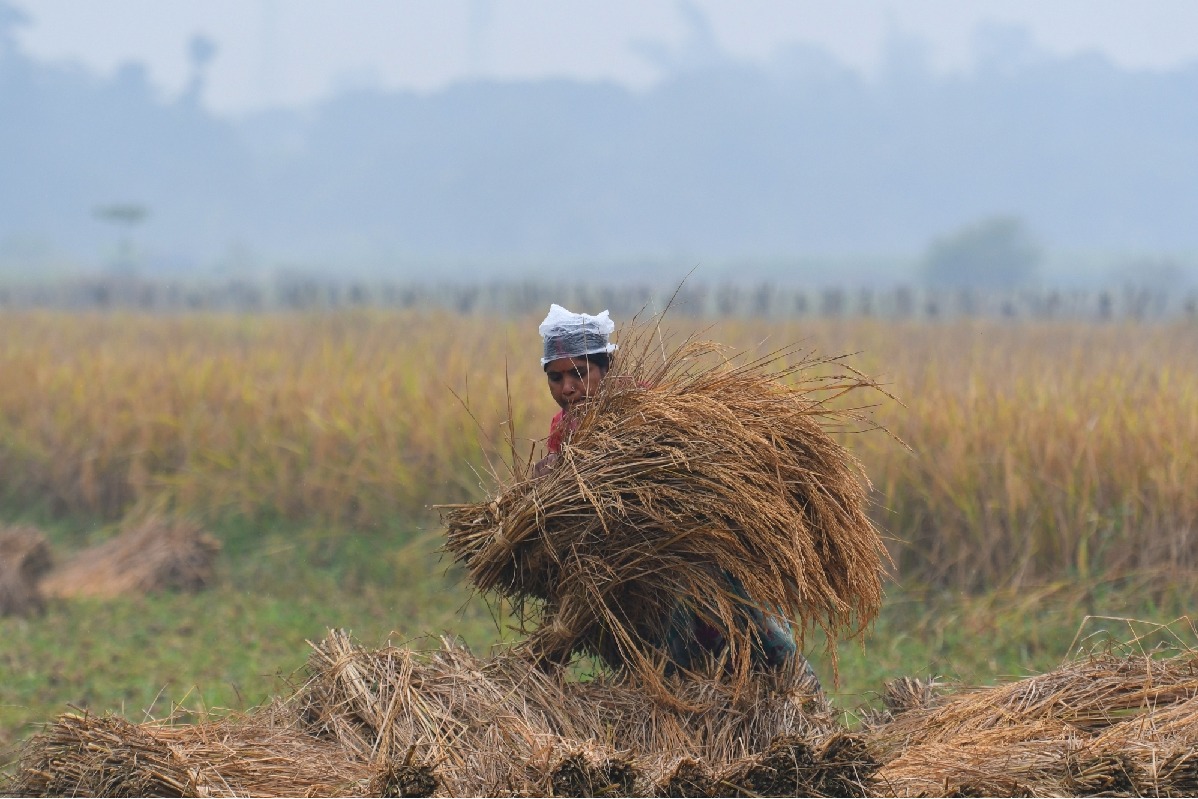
[12, 0, 1198, 115]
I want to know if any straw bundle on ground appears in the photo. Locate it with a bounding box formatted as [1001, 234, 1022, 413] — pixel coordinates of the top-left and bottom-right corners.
[0, 524, 52, 617]
[296, 629, 857, 797]
[16, 637, 1198, 797]
[877, 721, 1149, 797]
[715, 732, 876, 798]
[882, 676, 943, 717]
[871, 647, 1198, 797]
[545, 742, 640, 797]
[874, 721, 1085, 797]
[6, 627, 846, 797]
[41, 515, 220, 599]
[876, 650, 1198, 754]
[298, 629, 574, 796]
[5, 706, 375, 797]
[442, 333, 888, 694]
[1088, 694, 1198, 796]
[23, 640, 1198, 798]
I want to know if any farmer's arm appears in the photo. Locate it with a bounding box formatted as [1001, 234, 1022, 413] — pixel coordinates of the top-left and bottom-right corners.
[533, 452, 558, 478]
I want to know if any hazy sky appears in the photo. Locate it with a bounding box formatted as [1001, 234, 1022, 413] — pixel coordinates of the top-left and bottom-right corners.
[12, 0, 1198, 115]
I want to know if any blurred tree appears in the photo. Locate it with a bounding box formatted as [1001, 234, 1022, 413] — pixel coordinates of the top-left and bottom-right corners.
[0, 0, 28, 59]
[94, 203, 149, 274]
[1111, 256, 1185, 289]
[923, 216, 1041, 290]
[181, 33, 218, 107]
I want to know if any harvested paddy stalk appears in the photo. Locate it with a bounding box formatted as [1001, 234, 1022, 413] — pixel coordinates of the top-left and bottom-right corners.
[875, 650, 1198, 753]
[41, 515, 220, 599]
[8, 629, 856, 797]
[874, 721, 1085, 798]
[298, 629, 574, 796]
[872, 647, 1198, 797]
[297, 629, 852, 797]
[0, 524, 52, 617]
[442, 332, 888, 695]
[20, 633, 1198, 797]
[1088, 693, 1198, 796]
[6, 707, 376, 797]
[715, 732, 876, 798]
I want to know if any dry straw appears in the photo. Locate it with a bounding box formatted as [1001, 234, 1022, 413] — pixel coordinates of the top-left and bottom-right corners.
[6, 706, 376, 797]
[21, 630, 1198, 797]
[8, 629, 867, 797]
[41, 515, 220, 599]
[875, 650, 1198, 752]
[442, 323, 890, 696]
[0, 524, 52, 617]
[872, 644, 1198, 797]
[295, 629, 856, 796]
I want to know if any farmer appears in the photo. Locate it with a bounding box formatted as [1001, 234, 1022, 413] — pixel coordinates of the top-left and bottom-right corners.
[534, 304, 617, 478]
[534, 305, 819, 686]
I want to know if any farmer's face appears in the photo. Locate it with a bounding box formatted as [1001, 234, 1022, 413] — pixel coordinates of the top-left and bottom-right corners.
[545, 356, 606, 411]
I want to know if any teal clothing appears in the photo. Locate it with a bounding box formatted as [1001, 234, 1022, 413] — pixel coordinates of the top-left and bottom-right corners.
[659, 573, 819, 687]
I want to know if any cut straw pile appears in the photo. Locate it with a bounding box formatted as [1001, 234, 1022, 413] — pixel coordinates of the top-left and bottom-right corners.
[872, 647, 1198, 797]
[7, 629, 865, 797]
[442, 333, 889, 693]
[7, 705, 376, 798]
[296, 630, 855, 796]
[41, 515, 220, 599]
[14, 629, 1198, 796]
[0, 524, 52, 617]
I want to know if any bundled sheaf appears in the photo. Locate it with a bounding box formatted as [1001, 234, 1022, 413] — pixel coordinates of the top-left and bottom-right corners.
[5, 705, 376, 798]
[296, 629, 849, 797]
[442, 333, 888, 692]
[41, 515, 220, 599]
[874, 650, 1198, 752]
[20, 631, 1198, 797]
[7, 629, 860, 798]
[0, 524, 53, 617]
[872, 646, 1198, 797]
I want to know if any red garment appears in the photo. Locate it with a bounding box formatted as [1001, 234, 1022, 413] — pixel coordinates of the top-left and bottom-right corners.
[547, 409, 577, 454]
[547, 379, 644, 454]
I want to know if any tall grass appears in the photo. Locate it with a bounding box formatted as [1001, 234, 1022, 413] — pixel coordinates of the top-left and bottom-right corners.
[1, 311, 1194, 589]
[749, 319, 1198, 589]
[0, 311, 544, 526]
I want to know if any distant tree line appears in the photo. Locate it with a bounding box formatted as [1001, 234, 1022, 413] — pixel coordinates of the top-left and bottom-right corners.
[2, 1, 1198, 264]
[0, 275, 1193, 322]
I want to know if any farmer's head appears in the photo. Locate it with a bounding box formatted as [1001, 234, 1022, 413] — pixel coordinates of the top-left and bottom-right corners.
[539, 304, 616, 410]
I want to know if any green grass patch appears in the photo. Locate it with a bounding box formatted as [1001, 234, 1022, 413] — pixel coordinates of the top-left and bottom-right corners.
[0, 514, 509, 761]
[820, 575, 1197, 718]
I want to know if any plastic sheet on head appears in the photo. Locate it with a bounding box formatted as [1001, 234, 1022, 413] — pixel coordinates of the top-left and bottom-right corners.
[539, 304, 618, 366]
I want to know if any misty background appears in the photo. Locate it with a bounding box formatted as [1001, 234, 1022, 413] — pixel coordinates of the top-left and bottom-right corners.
[1, 0, 1196, 291]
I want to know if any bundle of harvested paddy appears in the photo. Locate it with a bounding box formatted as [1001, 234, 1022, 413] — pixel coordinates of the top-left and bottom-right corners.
[6, 706, 375, 798]
[876, 650, 1198, 754]
[545, 742, 640, 797]
[870, 648, 1198, 797]
[442, 333, 887, 694]
[882, 676, 943, 717]
[0, 524, 52, 617]
[298, 629, 571, 796]
[874, 722, 1084, 798]
[1089, 694, 1198, 796]
[876, 722, 1147, 797]
[716, 732, 876, 798]
[651, 756, 714, 797]
[297, 629, 854, 797]
[41, 515, 220, 599]
[564, 657, 833, 761]
[18, 633, 1198, 798]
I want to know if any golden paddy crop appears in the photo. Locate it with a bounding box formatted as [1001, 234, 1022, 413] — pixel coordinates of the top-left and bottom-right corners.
[0, 310, 1194, 590]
